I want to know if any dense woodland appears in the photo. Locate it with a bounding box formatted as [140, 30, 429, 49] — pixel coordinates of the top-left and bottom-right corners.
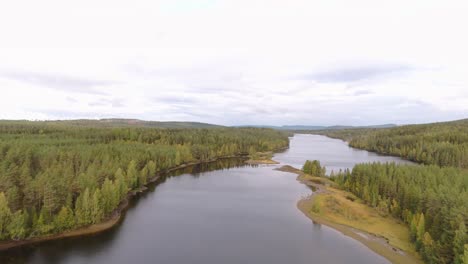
[0, 121, 289, 241]
[309, 119, 468, 263]
[313, 119, 468, 168]
[331, 163, 468, 264]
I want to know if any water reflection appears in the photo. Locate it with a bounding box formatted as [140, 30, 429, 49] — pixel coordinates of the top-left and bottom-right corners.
[0, 135, 411, 264]
[0, 158, 251, 264]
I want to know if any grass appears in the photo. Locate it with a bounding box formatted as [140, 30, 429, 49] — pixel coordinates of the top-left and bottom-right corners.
[297, 173, 423, 264]
[245, 151, 279, 164]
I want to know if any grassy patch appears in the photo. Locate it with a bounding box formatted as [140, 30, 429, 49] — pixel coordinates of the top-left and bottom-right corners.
[249, 151, 273, 160]
[299, 184, 423, 264]
[245, 151, 279, 165]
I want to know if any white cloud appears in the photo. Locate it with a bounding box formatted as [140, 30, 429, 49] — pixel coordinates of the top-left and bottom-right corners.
[0, 0, 467, 125]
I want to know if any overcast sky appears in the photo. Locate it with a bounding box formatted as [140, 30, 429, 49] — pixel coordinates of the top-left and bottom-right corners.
[1, 0, 467, 126]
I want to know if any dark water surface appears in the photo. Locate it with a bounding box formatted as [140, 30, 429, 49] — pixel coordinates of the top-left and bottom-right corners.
[1, 135, 413, 264]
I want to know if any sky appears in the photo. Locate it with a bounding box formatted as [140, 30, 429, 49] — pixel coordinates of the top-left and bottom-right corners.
[0, 0, 467, 126]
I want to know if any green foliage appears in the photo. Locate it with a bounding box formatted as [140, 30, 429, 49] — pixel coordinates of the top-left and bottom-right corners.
[8, 210, 29, 240]
[302, 160, 326, 177]
[331, 162, 468, 263]
[464, 245, 468, 264]
[0, 193, 12, 239]
[35, 207, 54, 235]
[318, 120, 468, 263]
[54, 206, 74, 232]
[316, 119, 468, 168]
[454, 221, 467, 264]
[91, 189, 103, 224]
[0, 121, 289, 240]
[422, 232, 437, 264]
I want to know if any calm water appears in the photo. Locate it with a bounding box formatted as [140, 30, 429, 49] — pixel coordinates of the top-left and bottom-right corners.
[1, 135, 413, 264]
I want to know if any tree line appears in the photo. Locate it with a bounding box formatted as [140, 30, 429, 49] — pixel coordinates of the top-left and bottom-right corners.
[331, 163, 467, 263]
[306, 119, 468, 263]
[312, 119, 468, 168]
[0, 121, 289, 241]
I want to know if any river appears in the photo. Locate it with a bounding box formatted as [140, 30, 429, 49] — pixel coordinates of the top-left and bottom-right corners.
[1, 134, 414, 264]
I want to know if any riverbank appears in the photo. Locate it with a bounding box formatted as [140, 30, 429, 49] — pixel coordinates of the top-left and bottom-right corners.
[0, 154, 253, 252]
[276, 165, 423, 264]
[245, 151, 280, 165]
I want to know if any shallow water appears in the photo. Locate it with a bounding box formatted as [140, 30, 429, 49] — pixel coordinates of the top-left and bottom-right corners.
[1, 134, 413, 264]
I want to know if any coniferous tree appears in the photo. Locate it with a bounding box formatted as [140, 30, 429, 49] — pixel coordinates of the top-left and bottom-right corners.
[330, 162, 468, 263]
[422, 232, 437, 264]
[463, 245, 468, 264]
[126, 161, 138, 189]
[91, 189, 103, 224]
[54, 206, 74, 231]
[101, 178, 114, 215]
[0, 122, 289, 240]
[453, 221, 468, 264]
[0, 193, 12, 239]
[7, 210, 28, 240]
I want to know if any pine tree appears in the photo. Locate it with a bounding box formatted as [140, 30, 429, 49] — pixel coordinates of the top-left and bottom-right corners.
[54, 206, 74, 231]
[8, 210, 28, 240]
[453, 221, 467, 264]
[0, 193, 12, 239]
[91, 189, 103, 224]
[36, 207, 53, 235]
[75, 188, 92, 225]
[42, 177, 60, 215]
[101, 178, 114, 215]
[6, 186, 21, 212]
[139, 165, 149, 187]
[126, 160, 138, 189]
[410, 213, 418, 242]
[463, 244, 468, 264]
[417, 213, 425, 243]
[115, 169, 128, 202]
[147, 161, 157, 176]
[422, 232, 437, 264]
[390, 199, 401, 218]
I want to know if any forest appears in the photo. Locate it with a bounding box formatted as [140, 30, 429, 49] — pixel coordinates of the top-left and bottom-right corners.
[0, 121, 289, 241]
[308, 119, 468, 263]
[331, 163, 468, 264]
[312, 118, 468, 168]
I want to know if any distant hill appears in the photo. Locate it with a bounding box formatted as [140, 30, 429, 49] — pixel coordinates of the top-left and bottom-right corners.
[1, 119, 224, 129]
[96, 119, 224, 128]
[238, 124, 397, 131]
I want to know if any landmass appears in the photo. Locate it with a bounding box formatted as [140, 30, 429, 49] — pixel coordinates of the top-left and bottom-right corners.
[276, 165, 423, 264]
[245, 151, 280, 165]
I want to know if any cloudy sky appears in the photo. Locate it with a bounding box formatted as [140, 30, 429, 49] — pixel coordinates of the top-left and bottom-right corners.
[1, 0, 467, 126]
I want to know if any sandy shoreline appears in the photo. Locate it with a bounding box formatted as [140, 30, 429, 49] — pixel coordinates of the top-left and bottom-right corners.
[275, 165, 422, 264]
[296, 198, 421, 264]
[244, 159, 279, 165]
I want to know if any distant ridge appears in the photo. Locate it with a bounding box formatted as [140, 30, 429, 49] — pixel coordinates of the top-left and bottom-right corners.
[95, 119, 224, 128]
[0, 119, 225, 129]
[238, 124, 397, 130]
